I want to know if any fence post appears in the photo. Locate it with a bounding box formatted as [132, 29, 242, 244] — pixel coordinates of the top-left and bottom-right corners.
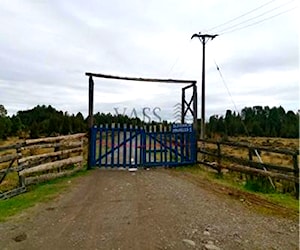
[248, 147, 253, 161]
[87, 76, 94, 170]
[16, 146, 25, 187]
[247, 146, 254, 181]
[293, 153, 299, 199]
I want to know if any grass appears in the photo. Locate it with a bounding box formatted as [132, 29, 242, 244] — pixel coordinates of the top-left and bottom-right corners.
[0, 172, 19, 192]
[202, 136, 299, 168]
[0, 137, 21, 147]
[175, 165, 299, 212]
[0, 168, 90, 222]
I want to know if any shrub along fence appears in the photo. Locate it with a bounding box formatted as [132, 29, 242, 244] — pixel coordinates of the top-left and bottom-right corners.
[0, 133, 85, 200]
[197, 139, 299, 198]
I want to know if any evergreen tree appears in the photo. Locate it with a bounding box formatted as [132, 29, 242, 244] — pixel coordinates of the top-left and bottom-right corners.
[0, 105, 12, 139]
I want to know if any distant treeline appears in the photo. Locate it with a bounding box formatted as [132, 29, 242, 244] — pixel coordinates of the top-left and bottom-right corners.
[206, 106, 299, 138]
[0, 104, 147, 139]
[0, 104, 299, 139]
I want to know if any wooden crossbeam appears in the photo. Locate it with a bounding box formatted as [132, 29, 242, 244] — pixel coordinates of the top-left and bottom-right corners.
[85, 72, 196, 84]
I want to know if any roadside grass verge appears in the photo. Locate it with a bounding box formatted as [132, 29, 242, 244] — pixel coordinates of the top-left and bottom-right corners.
[174, 165, 299, 213]
[0, 168, 90, 222]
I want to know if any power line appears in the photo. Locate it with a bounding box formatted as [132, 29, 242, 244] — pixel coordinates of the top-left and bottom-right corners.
[219, 6, 297, 35]
[213, 60, 275, 189]
[168, 1, 296, 78]
[217, 0, 296, 34]
[213, 60, 242, 127]
[207, 0, 277, 32]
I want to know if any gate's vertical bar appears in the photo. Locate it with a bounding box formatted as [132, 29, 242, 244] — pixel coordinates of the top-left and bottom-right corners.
[142, 126, 147, 166]
[149, 125, 152, 163]
[153, 125, 157, 164]
[159, 124, 163, 165]
[117, 123, 120, 167]
[87, 76, 94, 170]
[185, 131, 189, 162]
[164, 126, 167, 166]
[134, 125, 138, 167]
[111, 123, 115, 168]
[99, 125, 103, 167]
[129, 124, 133, 167]
[175, 133, 179, 164]
[139, 125, 143, 166]
[105, 124, 108, 168]
[169, 126, 172, 164]
[180, 132, 184, 163]
[144, 124, 148, 165]
[123, 124, 127, 167]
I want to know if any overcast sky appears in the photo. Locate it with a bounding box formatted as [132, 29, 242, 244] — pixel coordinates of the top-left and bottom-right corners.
[0, 0, 298, 122]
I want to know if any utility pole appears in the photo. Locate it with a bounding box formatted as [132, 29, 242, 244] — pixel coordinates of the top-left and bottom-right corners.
[191, 32, 218, 141]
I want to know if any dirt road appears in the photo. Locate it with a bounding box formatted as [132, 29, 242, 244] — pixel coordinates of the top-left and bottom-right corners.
[0, 169, 298, 250]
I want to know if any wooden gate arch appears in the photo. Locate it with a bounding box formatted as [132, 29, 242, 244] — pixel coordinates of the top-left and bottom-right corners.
[85, 72, 198, 169]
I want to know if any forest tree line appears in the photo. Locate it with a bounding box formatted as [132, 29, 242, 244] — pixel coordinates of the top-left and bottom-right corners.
[0, 104, 144, 139]
[0, 104, 299, 139]
[206, 106, 299, 138]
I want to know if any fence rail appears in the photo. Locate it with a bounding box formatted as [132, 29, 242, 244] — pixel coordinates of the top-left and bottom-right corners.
[0, 133, 86, 200]
[197, 139, 299, 198]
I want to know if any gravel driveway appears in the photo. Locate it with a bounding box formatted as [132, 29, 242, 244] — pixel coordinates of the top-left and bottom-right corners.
[0, 168, 298, 250]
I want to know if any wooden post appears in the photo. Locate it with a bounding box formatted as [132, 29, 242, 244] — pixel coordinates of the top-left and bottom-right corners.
[181, 88, 185, 124]
[248, 147, 253, 161]
[293, 153, 299, 199]
[193, 83, 199, 161]
[192, 83, 198, 134]
[16, 146, 25, 187]
[87, 76, 94, 170]
[248, 147, 254, 181]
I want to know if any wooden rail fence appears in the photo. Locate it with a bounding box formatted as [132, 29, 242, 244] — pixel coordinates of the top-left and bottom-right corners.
[0, 133, 85, 200]
[197, 139, 299, 198]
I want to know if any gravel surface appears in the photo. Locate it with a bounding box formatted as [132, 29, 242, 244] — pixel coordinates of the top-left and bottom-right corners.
[0, 168, 298, 250]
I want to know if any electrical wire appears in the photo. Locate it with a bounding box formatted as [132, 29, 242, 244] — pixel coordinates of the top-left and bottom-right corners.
[217, 0, 297, 34]
[213, 60, 275, 188]
[219, 6, 297, 35]
[206, 0, 296, 36]
[207, 0, 277, 32]
[213, 60, 248, 134]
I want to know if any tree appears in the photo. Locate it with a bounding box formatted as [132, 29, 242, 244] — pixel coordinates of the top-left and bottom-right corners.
[0, 104, 7, 117]
[281, 110, 298, 138]
[29, 121, 40, 139]
[0, 105, 11, 139]
[0, 116, 12, 139]
[206, 105, 298, 138]
[10, 115, 24, 136]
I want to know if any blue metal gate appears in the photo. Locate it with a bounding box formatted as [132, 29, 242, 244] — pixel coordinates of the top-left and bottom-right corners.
[90, 123, 196, 168]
